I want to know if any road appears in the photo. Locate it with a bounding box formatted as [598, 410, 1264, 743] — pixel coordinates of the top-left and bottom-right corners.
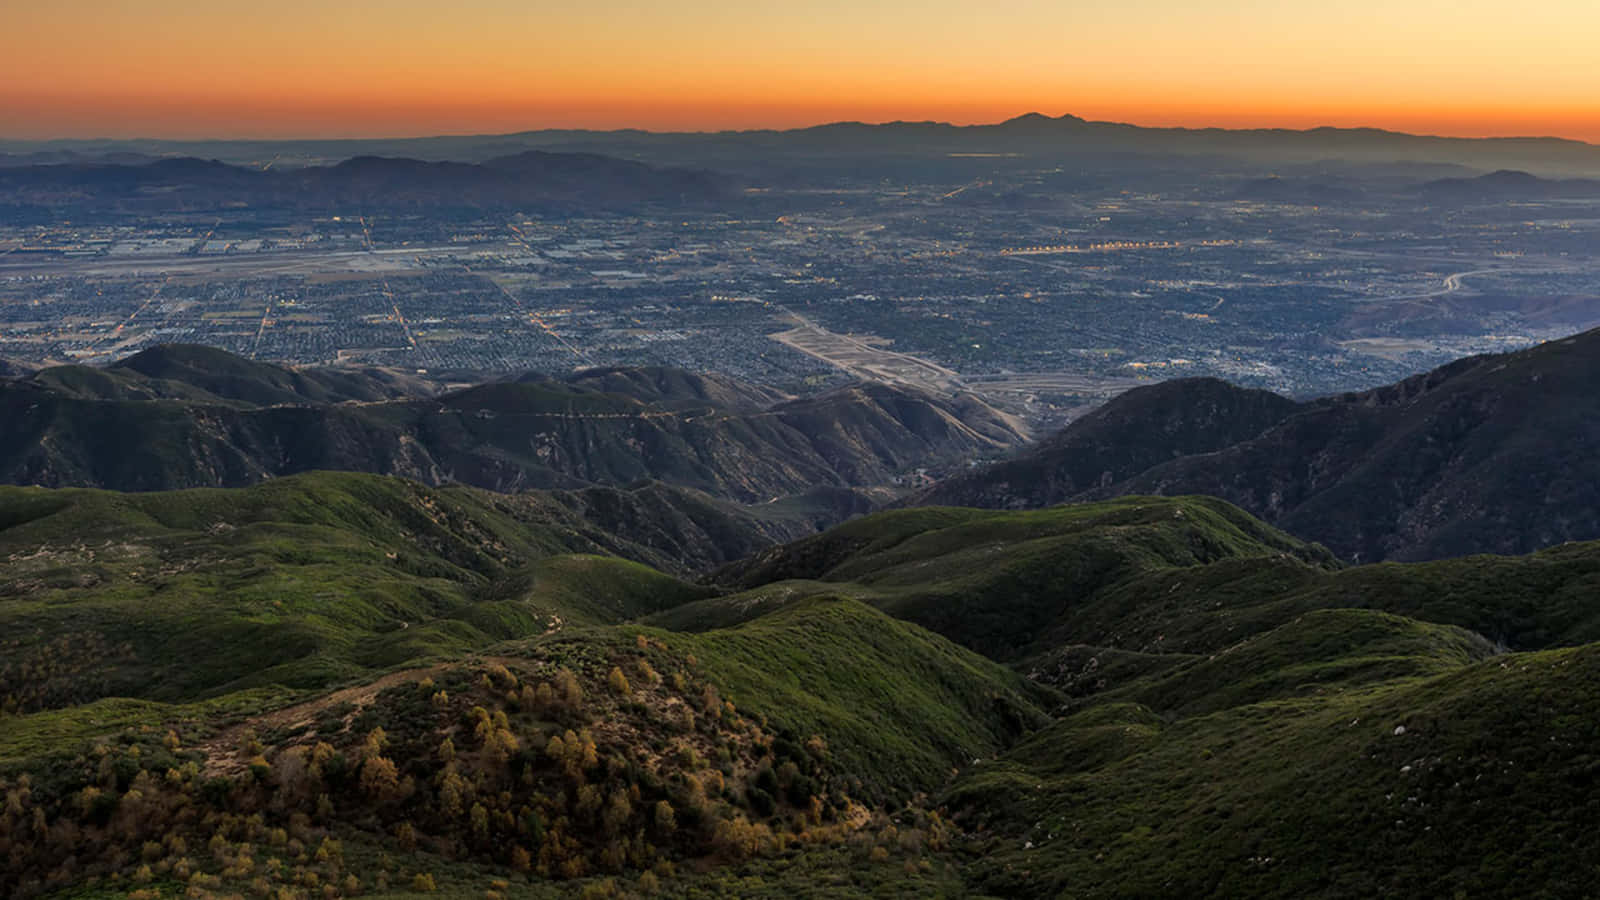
[467, 266, 595, 368]
[1382, 268, 1500, 302]
[382, 280, 419, 350]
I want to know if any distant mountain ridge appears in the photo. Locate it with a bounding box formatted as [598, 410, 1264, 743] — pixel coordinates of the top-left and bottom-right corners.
[9, 112, 1600, 174]
[28, 343, 436, 407]
[0, 149, 727, 214]
[914, 327, 1600, 562]
[1418, 168, 1600, 202]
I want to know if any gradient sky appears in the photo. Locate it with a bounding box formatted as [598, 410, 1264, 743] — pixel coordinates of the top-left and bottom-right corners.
[5, 0, 1599, 141]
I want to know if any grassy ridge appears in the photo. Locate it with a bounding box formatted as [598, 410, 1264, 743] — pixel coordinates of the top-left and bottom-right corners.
[8, 473, 1600, 897]
[0, 472, 714, 713]
[948, 641, 1600, 898]
[708, 497, 1600, 668]
[681, 494, 1600, 896]
[1111, 609, 1494, 717]
[707, 496, 1337, 660]
[0, 590, 1050, 898]
[667, 597, 1055, 800]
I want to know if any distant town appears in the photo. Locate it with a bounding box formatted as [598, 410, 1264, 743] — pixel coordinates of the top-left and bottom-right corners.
[4, 160, 1596, 427]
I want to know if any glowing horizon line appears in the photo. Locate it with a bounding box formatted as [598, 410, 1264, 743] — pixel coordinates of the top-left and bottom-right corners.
[5, 110, 1598, 147]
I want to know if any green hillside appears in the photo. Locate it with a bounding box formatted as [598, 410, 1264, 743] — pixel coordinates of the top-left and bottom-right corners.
[667, 598, 1053, 800]
[7, 472, 1600, 898]
[0, 472, 714, 714]
[0, 594, 1048, 898]
[947, 640, 1600, 898]
[701, 496, 1337, 660]
[687, 497, 1600, 898]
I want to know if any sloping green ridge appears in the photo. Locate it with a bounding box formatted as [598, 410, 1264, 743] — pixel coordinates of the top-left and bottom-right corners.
[693, 496, 1336, 660]
[662, 494, 1600, 897]
[0, 472, 713, 710]
[698, 497, 1600, 666]
[667, 597, 1054, 800]
[948, 639, 1600, 899]
[8, 476, 1600, 898]
[0, 593, 1052, 899]
[1099, 608, 1494, 718]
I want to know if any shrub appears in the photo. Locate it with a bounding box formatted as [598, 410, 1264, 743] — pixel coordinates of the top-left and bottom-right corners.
[607, 667, 631, 696]
[747, 787, 777, 817]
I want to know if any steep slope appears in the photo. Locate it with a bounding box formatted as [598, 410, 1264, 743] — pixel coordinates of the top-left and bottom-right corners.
[911, 377, 1300, 509]
[917, 328, 1600, 562]
[1100, 328, 1600, 561]
[946, 639, 1600, 899]
[770, 382, 1029, 483]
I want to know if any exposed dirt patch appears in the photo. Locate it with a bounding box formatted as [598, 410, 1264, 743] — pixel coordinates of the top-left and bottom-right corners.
[196, 665, 447, 777]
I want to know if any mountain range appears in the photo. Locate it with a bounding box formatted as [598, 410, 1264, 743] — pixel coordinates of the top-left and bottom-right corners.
[9, 112, 1600, 175]
[0, 151, 726, 216]
[0, 345, 1023, 566]
[13, 327, 1600, 566]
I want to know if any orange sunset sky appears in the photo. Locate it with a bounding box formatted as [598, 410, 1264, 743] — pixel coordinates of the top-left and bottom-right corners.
[4, 0, 1599, 141]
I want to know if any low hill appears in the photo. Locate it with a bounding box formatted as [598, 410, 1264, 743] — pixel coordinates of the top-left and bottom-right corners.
[1419, 168, 1600, 203]
[914, 328, 1600, 562]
